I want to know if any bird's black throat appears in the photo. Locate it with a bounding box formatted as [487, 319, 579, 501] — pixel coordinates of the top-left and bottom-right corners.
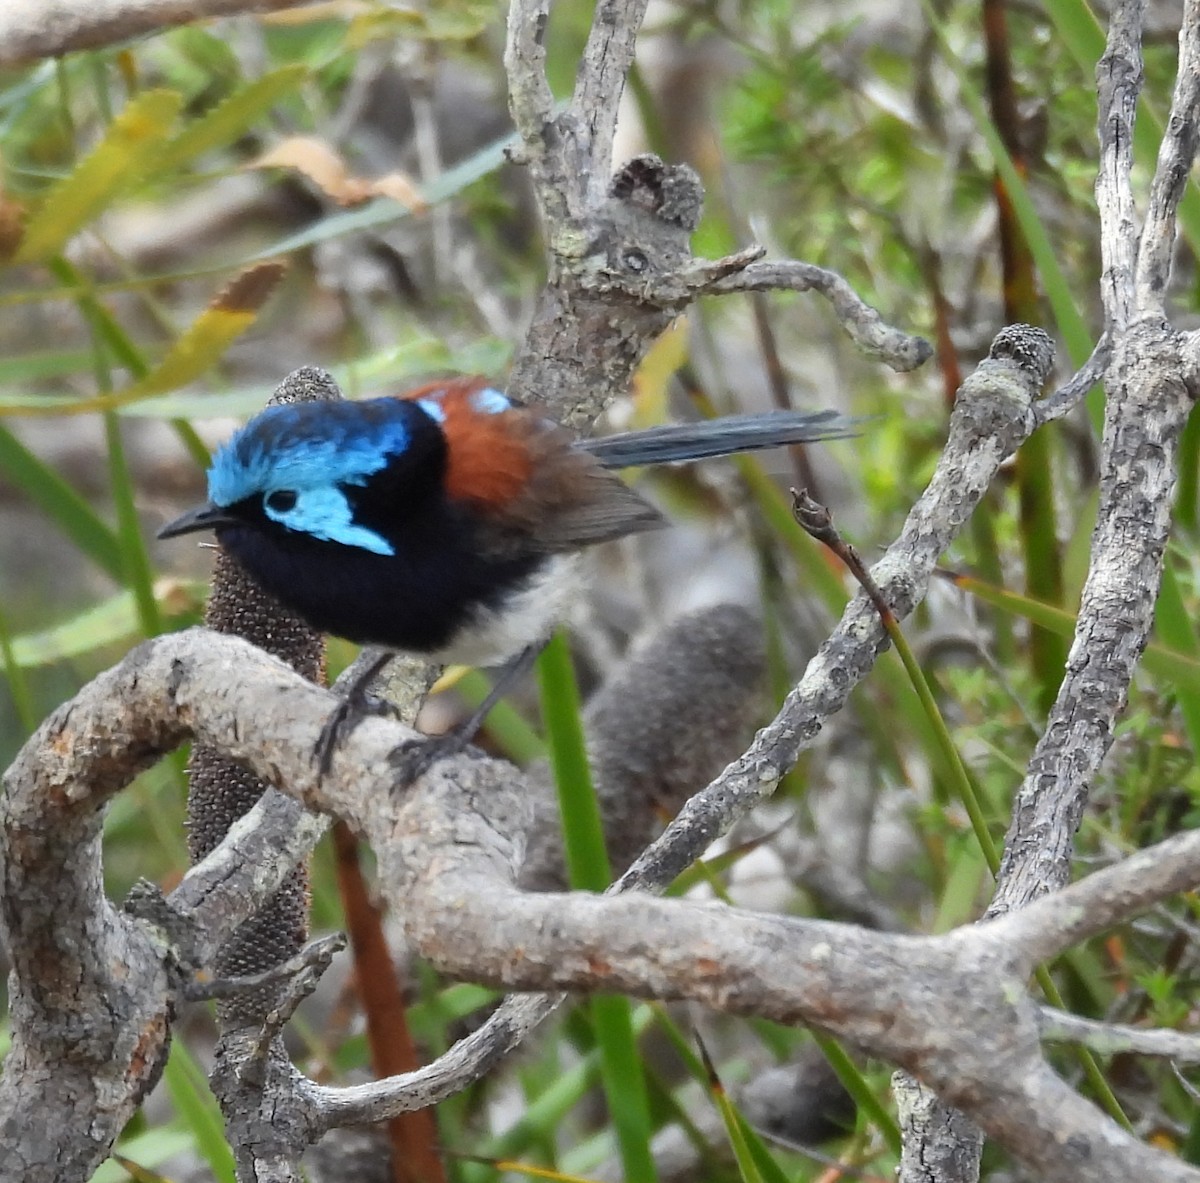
[214, 501, 545, 655]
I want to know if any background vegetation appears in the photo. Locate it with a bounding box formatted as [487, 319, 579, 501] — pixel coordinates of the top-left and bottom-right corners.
[1, 0, 1198, 1179]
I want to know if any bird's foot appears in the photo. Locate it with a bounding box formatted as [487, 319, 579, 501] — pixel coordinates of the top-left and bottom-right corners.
[314, 692, 397, 776]
[388, 731, 472, 787]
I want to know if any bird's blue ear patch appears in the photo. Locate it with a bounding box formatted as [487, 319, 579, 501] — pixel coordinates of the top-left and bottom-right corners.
[415, 397, 446, 424]
[413, 386, 510, 425]
[469, 387, 511, 415]
[263, 485, 394, 554]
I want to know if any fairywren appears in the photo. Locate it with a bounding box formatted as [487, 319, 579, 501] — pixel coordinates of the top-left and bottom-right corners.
[159, 378, 854, 771]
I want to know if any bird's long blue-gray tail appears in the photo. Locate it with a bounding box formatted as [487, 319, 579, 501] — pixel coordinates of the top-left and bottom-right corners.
[578, 409, 858, 469]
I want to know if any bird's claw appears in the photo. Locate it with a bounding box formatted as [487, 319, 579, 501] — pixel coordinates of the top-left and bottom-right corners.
[314, 693, 397, 776]
[387, 732, 473, 788]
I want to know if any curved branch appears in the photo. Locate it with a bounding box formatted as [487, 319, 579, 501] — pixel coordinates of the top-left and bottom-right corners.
[700, 259, 934, 372]
[995, 828, 1200, 961]
[6, 622, 1200, 1179]
[0, 0, 313, 67]
[1034, 332, 1112, 425]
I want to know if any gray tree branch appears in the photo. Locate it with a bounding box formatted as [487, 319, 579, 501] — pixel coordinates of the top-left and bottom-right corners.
[0, 0, 313, 68]
[1094, 0, 1143, 329]
[1135, 0, 1200, 313]
[7, 628, 1200, 1180]
[912, 4, 1200, 1178]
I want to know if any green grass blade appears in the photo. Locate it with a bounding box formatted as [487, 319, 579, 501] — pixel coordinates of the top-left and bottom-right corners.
[162, 1042, 236, 1183]
[538, 630, 610, 890]
[538, 631, 657, 1183]
[247, 128, 517, 261]
[884, 616, 1000, 873]
[1016, 431, 1069, 711]
[810, 1032, 901, 1155]
[7, 588, 166, 667]
[1151, 562, 1200, 755]
[954, 573, 1200, 693]
[0, 423, 124, 580]
[46, 256, 149, 377]
[695, 1035, 768, 1183]
[455, 668, 546, 764]
[0, 605, 37, 734]
[467, 1007, 657, 1180]
[1177, 412, 1200, 532]
[1034, 965, 1131, 1128]
[90, 1130, 195, 1183]
[0, 349, 96, 383]
[591, 994, 659, 1183]
[105, 410, 162, 635]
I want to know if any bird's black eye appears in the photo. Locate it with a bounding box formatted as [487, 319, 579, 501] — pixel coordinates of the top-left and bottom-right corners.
[265, 489, 298, 514]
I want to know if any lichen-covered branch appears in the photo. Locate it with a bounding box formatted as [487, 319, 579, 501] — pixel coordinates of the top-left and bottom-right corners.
[1094, 0, 1144, 328]
[5, 627, 1200, 1180]
[501, 0, 929, 426]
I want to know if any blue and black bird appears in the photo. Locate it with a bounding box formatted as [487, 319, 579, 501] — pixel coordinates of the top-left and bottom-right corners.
[159, 378, 854, 770]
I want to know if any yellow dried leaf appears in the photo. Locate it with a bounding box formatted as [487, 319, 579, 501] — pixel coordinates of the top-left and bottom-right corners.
[371, 171, 428, 213]
[250, 136, 427, 209]
[13, 90, 183, 264]
[250, 136, 370, 205]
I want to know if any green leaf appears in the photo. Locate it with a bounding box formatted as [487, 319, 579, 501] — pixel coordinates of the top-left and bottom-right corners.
[1152, 562, 1200, 755]
[94, 262, 287, 409]
[0, 349, 95, 383]
[158, 65, 309, 171]
[454, 668, 545, 763]
[13, 90, 184, 264]
[91, 1130, 195, 1183]
[347, 2, 492, 46]
[696, 1035, 774, 1183]
[0, 605, 36, 733]
[163, 1042, 236, 1183]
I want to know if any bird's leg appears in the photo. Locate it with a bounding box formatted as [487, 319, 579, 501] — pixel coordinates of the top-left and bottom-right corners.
[389, 641, 546, 785]
[315, 648, 398, 775]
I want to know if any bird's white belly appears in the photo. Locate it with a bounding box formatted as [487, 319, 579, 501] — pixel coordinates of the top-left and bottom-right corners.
[434, 553, 584, 668]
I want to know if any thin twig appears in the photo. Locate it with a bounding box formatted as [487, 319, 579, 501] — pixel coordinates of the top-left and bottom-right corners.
[1034, 332, 1112, 424]
[1094, 0, 1145, 328]
[1039, 1007, 1200, 1064]
[700, 260, 934, 372]
[1134, 0, 1200, 314]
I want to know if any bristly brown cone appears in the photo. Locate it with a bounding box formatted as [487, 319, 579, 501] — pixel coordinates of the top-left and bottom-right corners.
[186, 365, 340, 1027]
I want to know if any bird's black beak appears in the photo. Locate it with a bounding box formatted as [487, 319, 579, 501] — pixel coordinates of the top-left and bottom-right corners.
[157, 503, 238, 540]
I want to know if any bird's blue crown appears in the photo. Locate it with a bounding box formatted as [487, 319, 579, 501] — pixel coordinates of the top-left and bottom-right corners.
[205, 388, 513, 556]
[208, 399, 423, 508]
